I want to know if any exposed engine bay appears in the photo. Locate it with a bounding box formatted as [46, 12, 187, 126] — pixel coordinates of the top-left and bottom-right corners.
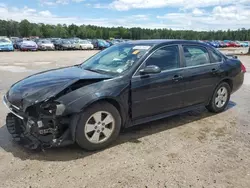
[4, 93, 73, 149]
[3, 76, 109, 149]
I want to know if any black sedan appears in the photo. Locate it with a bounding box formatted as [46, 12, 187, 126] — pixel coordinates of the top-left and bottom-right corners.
[54, 39, 74, 50]
[3, 40, 245, 150]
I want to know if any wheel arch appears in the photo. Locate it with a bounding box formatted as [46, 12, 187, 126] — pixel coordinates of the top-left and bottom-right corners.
[86, 97, 124, 121]
[69, 96, 127, 142]
[221, 78, 233, 92]
[207, 78, 233, 105]
[206, 79, 232, 113]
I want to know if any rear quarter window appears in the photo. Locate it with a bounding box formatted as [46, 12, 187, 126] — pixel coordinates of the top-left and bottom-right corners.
[209, 49, 223, 63]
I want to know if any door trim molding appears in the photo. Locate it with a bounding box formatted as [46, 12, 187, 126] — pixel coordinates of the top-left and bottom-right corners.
[132, 103, 204, 126]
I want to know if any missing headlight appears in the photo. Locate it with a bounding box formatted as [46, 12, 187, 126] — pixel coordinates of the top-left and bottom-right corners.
[40, 102, 65, 116]
[55, 103, 65, 116]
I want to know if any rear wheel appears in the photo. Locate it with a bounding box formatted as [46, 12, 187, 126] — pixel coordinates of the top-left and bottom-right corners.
[206, 82, 231, 113]
[75, 102, 121, 151]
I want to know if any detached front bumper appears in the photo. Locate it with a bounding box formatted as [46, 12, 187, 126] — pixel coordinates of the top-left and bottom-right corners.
[3, 95, 73, 149]
[6, 113, 42, 149]
[3, 95, 25, 119]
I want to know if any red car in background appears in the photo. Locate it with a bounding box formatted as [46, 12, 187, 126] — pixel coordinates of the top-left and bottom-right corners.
[226, 41, 241, 47]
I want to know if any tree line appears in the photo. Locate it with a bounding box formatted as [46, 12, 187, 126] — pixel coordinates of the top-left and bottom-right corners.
[1, 19, 250, 41]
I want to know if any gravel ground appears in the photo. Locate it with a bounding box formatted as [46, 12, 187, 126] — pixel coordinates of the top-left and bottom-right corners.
[0, 50, 249, 188]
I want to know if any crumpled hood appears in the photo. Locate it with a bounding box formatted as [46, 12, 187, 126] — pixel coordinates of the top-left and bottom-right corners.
[7, 66, 112, 110]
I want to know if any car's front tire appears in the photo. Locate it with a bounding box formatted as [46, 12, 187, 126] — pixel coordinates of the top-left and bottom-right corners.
[75, 102, 121, 151]
[206, 82, 231, 113]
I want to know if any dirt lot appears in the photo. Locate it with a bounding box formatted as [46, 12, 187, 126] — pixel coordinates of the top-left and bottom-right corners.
[0, 50, 250, 188]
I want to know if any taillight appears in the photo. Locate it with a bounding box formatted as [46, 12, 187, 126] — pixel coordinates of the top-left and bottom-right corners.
[241, 63, 246, 73]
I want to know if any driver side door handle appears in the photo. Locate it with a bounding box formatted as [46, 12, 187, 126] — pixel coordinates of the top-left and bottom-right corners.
[172, 75, 183, 82]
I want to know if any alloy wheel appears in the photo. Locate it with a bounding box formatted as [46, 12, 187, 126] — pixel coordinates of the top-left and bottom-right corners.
[215, 86, 228, 108]
[84, 111, 115, 144]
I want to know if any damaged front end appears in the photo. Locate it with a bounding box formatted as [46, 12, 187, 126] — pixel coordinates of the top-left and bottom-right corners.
[4, 95, 73, 149]
[3, 66, 114, 149]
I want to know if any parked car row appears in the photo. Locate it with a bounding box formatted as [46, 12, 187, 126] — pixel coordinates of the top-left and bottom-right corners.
[1, 36, 249, 52]
[1, 37, 128, 51]
[202, 40, 250, 48]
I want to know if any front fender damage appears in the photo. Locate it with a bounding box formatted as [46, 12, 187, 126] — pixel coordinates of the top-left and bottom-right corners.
[5, 79, 105, 150]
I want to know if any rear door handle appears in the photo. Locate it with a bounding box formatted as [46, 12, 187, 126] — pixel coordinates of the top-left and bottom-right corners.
[172, 75, 183, 82]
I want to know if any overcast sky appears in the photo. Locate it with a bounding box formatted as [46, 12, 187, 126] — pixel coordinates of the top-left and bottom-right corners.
[0, 0, 250, 30]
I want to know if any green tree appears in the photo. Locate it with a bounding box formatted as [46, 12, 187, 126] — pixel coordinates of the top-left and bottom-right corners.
[1, 19, 250, 41]
[19, 19, 31, 37]
[31, 26, 42, 36]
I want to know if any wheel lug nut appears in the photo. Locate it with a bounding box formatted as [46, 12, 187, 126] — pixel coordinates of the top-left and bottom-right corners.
[102, 123, 105, 126]
[95, 126, 97, 129]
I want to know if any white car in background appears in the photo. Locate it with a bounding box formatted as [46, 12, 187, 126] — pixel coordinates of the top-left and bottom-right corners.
[37, 39, 55, 50]
[75, 40, 94, 50]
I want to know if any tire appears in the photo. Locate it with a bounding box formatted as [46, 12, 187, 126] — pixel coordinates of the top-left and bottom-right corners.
[75, 102, 121, 151]
[206, 82, 231, 113]
[6, 113, 23, 142]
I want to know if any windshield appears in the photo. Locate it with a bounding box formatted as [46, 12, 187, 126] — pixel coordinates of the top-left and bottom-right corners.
[0, 39, 10, 43]
[62, 40, 71, 44]
[81, 43, 152, 75]
[98, 39, 108, 44]
[17, 39, 23, 43]
[80, 40, 88, 44]
[40, 40, 51, 43]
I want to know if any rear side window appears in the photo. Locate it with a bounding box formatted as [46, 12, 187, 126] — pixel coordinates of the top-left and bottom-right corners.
[210, 50, 223, 63]
[183, 45, 210, 67]
[145, 45, 180, 71]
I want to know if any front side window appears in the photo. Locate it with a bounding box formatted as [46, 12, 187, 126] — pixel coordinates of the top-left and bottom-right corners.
[183, 45, 210, 67]
[145, 45, 180, 71]
[81, 43, 152, 75]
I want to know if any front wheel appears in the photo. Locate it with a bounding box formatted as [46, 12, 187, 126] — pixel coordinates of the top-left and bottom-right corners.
[75, 102, 121, 151]
[206, 82, 231, 113]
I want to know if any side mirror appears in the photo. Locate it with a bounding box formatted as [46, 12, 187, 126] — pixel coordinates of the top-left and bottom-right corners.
[140, 65, 161, 75]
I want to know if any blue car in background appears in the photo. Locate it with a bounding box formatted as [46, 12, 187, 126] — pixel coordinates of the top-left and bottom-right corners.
[206, 41, 220, 48]
[0, 38, 14, 51]
[91, 39, 110, 49]
[13, 39, 25, 49]
[238, 41, 249, 47]
[97, 39, 110, 49]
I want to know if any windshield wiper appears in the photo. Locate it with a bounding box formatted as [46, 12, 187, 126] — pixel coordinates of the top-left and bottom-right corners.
[84, 68, 109, 74]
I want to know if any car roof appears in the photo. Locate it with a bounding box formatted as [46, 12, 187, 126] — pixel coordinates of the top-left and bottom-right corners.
[126, 39, 208, 46]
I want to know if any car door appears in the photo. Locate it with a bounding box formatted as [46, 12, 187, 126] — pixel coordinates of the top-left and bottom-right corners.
[131, 45, 186, 120]
[181, 45, 223, 107]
